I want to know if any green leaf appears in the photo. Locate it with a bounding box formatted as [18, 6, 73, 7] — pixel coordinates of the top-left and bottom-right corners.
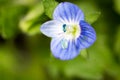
[19, 2, 48, 36]
[43, 0, 58, 18]
[114, 0, 120, 14]
[74, 1, 101, 24]
[23, 2, 44, 22]
[19, 2, 44, 32]
[85, 12, 101, 24]
[14, 0, 38, 6]
[27, 24, 40, 36]
[80, 49, 89, 59]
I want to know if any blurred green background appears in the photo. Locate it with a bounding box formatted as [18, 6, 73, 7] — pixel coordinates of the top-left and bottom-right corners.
[0, 0, 120, 80]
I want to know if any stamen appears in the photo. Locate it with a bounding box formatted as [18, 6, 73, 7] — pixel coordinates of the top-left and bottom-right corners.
[61, 39, 68, 49]
[63, 24, 67, 32]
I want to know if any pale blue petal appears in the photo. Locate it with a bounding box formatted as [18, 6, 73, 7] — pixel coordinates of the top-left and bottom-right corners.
[40, 20, 63, 38]
[53, 2, 84, 23]
[75, 21, 96, 49]
[51, 38, 81, 60]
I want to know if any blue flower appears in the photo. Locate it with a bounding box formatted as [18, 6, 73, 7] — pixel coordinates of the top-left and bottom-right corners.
[40, 2, 96, 60]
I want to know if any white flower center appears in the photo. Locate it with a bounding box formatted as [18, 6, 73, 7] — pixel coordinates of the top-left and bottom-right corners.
[62, 24, 81, 40]
[61, 24, 81, 49]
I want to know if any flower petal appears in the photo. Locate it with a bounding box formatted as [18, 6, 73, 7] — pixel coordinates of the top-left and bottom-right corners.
[75, 21, 96, 49]
[40, 20, 63, 38]
[51, 38, 81, 60]
[53, 2, 84, 23]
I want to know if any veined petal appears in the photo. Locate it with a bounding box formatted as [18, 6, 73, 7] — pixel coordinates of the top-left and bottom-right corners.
[51, 38, 81, 60]
[75, 21, 96, 49]
[53, 2, 84, 23]
[40, 20, 63, 38]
